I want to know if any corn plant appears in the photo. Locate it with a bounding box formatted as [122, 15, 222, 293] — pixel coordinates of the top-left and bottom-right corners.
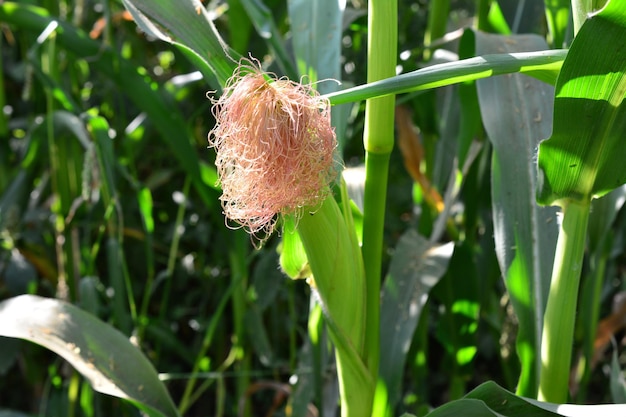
[2, 1, 626, 417]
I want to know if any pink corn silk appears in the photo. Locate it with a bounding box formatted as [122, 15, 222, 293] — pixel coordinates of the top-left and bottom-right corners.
[208, 59, 337, 236]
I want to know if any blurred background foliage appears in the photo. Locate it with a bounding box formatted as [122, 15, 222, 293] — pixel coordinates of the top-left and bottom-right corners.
[0, 1, 625, 416]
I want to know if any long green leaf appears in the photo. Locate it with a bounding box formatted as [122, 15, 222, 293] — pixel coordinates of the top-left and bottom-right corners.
[537, 0, 626, 205]
[324, 50, 566, 105]
[0, 295, 179, 417]
[474, 31, 559, 398]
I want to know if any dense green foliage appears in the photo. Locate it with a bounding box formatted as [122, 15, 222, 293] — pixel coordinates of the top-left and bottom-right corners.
[1, 1, 626, 417]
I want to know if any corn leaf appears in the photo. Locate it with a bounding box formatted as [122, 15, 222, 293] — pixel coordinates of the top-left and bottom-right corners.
[537, 0, 626, 206]
[324, 50, 566, 105]
[473, 30, 559, 397]
[422, 380, 626, 416]
[0, 295, 179, 417]
[120, 0, 237, 86]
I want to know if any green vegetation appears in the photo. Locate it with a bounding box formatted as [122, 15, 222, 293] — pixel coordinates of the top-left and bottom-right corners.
[1, 1, 626, 416]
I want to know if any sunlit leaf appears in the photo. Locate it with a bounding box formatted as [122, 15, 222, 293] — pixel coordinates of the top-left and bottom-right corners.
[0, 295, 179, 417]
[537, 0, 626, 206]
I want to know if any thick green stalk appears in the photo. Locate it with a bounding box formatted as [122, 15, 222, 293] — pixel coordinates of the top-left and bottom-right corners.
[362, 0, 397, 383]
[538, 199, 590, 403]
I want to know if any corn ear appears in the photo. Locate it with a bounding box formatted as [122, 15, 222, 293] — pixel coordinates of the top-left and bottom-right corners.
[296, 191, 373, 417]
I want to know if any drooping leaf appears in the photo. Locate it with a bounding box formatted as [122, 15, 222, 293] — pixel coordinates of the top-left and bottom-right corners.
[0, 295, 179, 417]
[120, 0, 237, 87]
[474, 30, 559, 397]
[425, 380, 626, 416]
[537, 0, 626, 206]
[378, 229, 454, 413]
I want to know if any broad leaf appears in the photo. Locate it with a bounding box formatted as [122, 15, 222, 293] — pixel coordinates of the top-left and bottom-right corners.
[537, 0, 626, 206]
[0, 295, 179, 417]
[474, 30, 559, 397]
[424, 380, 626, 416]
[287, 0, 343, 93]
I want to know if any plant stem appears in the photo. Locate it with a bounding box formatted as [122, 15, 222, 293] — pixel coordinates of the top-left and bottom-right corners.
[362, 0, 397, 385]
[159, 177, 191, 323]
[538, 199, 590, 403]
[0, 32, 7, 193]
[178, 274, 241, 415]
[423, 0, 450, 61]
[229, 231, 250, 417]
